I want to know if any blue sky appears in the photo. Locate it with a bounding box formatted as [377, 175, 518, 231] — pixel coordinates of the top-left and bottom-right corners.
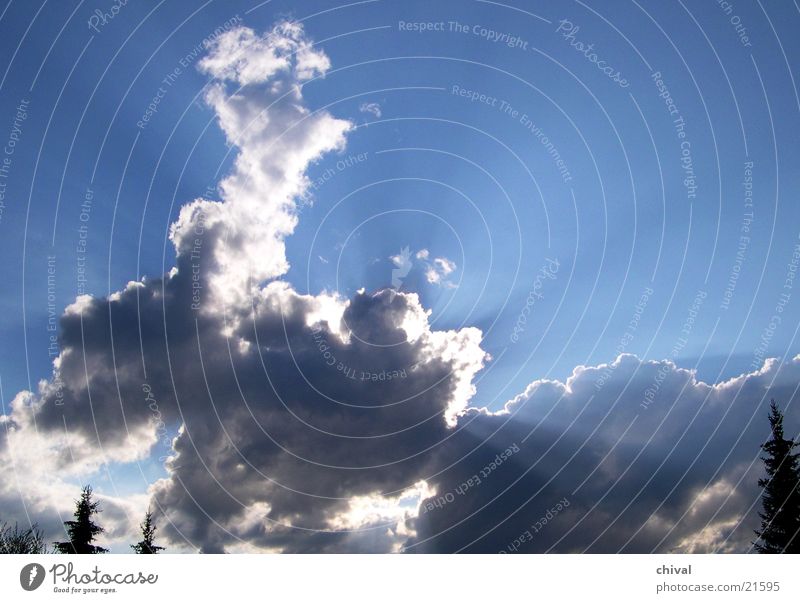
[2, 0, 798, 402]
[0, 0, 799, 553]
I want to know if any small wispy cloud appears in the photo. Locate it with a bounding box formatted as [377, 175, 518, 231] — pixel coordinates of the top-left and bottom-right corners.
[359, 101, 382, 118]
[434, 257, 456, 276]
[425, 256, 457, 287]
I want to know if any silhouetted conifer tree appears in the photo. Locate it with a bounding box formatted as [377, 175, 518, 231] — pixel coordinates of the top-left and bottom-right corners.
[131, 509, 164, 554]
[755, 401, 800, 553]
[54, 485, 108, 554]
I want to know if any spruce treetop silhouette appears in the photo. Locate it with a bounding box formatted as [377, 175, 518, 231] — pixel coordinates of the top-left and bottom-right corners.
[131, 509, 164, 554]
[754, 400, 800, 553]
[54, 485, 108, 554]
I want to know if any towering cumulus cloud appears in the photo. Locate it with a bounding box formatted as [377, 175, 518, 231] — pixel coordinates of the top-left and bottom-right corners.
[1, 20, 797, 553]
[0, 21, 487, 552]
[171, 21, 350, 310]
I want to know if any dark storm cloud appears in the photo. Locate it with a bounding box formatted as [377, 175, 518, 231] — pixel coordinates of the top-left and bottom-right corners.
[406, 355, 800, 553]
[2, 257, 486, 552]
[4, 248, 797, 552]
[149, 282, 486, 552]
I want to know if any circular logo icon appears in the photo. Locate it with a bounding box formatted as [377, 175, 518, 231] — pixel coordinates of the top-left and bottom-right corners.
[19, 563, 45, 591]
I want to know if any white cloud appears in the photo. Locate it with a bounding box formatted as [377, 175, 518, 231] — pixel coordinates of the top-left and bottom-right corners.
[434, 258, 456, 275]
[390, 248, 412, 268]
[170, 21, 351, 312]
[359, 102, 382, 118]
[197, 22, 330, 86]
[424, 256, 457, 287]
